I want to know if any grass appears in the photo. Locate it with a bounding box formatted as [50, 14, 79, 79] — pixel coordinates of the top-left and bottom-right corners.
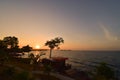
[7, 57, 45, 71]
[0, 56, 61, 80]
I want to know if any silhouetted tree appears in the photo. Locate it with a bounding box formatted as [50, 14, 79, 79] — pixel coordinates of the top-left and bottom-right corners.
[11, 46, 21, 53]
[45, 37, 64, 58]
[0, 40, 6, 50]
[0, 40, 9, 65]
[21, 45, 32, 53]
[0, 39, 9, 55]
[3, 36, 18, 49]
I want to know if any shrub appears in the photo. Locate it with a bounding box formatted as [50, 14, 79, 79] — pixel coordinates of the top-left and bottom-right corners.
[93, 62, 116, 80]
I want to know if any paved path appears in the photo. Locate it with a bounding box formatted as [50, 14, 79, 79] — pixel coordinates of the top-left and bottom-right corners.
[6, 64, 74, 80]
[32, 71, 75, 80]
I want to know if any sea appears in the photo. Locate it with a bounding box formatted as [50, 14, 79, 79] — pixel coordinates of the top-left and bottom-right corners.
[22, 50, 120, 77]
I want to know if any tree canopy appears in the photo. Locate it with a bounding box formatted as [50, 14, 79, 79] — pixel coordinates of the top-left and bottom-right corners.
[21, 45, 32, 53]
[45, 37, 64, 49]
[3, 36, 18, 49]
[45, 37, 64, 58]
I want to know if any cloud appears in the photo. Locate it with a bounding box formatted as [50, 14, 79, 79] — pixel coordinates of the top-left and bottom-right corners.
[100, 24, 118, 41]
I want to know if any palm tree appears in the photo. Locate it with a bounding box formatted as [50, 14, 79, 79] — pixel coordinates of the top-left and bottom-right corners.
[45, 37, 64, 58]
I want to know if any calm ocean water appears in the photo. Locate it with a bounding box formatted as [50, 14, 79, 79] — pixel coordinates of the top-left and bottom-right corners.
[23, 50, 120, 76]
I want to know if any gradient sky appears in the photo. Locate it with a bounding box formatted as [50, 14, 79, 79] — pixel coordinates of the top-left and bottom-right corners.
[0, 0, 120, 50]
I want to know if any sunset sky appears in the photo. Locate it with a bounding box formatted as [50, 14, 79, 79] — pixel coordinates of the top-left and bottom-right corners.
[0, 0, 120, 50]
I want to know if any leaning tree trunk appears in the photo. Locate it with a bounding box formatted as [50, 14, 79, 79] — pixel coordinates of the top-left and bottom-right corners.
[49, 49, 52, 58]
